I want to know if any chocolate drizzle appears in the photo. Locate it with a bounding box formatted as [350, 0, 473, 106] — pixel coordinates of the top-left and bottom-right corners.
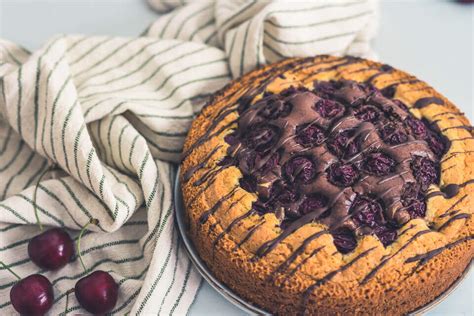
[302, 246, 376, 312]
[360, 230, 432, 285]
[220, 78, 450, 254]
[413, 97, 444, 109]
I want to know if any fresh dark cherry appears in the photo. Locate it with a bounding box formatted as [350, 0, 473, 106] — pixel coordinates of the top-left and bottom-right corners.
[326, 162, 359, 187]
[354, 105, 380, 122]
[314, 99, 344, 118]
[362, 152, 396, 176]
[28, 228, 74, 271]
[75, 270, 119, 315]
[331, 227, 357, 254]
[373, 226, 397, 246]
[425, 131, 448, 157]
[350, 195, 384, 227]
[298, 193, 328, 215]
[10, 274, 54, 316]
[404, 116, 427, 138]
[258, 97, 292, 119]
[295, 123, 325, 148]
[411, 156, 439, 190]
[327, 129, 359, 158]
[380, 122, 408, 145]
[244, 124, 279, 152]
[284, 156, 317, 184]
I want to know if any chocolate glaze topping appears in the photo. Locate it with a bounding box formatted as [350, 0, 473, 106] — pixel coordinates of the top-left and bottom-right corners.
[222, 79, 450, 253]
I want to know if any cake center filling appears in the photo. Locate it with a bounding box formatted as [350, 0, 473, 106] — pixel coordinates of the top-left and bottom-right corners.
[222, 79, 449, 253]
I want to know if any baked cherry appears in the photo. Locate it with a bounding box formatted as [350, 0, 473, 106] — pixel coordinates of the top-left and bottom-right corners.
[298, 193, 328, 215]
[277, 187, 299, 205]
[314, 99, 343, 118]
[350, 195, 384, 227]
[380, 122, 408, 145]
[280, 86, 308, 97]
[75, 270, 119, 315]
[258, 152, 280, 174]
[411, 156, 439, 190]
[401, 182, 422, 202]
[328, 129, 359, 158]
[239, 175, 258, 193]
[258, 97, 292, 119]
[425, 131, 448, 157]
[401, 183, 427, 218]
[1, 261, 54, 316]
[373, 226, 398, 246]
[362, 152, 395, 176]
[331, 227, 357, 254]
[28, 228, 74, 271]
[327, 162, 359, 187]
[354, 105, 380, 122]
[284, 156, 317, 183]
[244, 124, 279, 152]
[404, 116, 427, 139]
[295, 123, 325, 148]
[405, 199, 426, 218]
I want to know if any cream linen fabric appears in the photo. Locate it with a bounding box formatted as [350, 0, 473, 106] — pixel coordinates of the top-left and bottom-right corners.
[0, 0, 377, 314]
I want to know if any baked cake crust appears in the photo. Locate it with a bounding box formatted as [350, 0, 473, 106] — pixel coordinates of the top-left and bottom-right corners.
[180, 56, 473, 315]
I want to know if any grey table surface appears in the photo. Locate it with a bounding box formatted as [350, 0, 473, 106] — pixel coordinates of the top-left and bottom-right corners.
[0, 0, 472, 315]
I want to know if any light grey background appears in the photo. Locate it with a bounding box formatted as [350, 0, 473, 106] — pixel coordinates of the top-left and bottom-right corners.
[0, 0, 472, 315]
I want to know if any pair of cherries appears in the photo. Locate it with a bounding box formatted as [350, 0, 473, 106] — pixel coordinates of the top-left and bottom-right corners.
[6, 223, 118, 315]
[4, 166, 118, 315]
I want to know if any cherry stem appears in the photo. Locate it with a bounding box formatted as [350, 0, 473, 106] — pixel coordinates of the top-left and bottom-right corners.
[77, 218, 99, 273]
[64, 288, 72, 315]
[0, 261, 21, 280]
[33, 163, 56, 231]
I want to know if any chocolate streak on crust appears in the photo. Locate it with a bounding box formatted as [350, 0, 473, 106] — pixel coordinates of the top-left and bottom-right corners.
[199, 186, 239, 224]
[268, 230, 329, 281]
[360, 230, 432, 285]
[438, 213, 471, 231]
[403, 235, 474, 281]
[427, 180, 474, 199]
[413, 97, 445, 109]
[405, 236, 474, 264]
[182, 145, 223, 183]
[302, 247, 377, 312]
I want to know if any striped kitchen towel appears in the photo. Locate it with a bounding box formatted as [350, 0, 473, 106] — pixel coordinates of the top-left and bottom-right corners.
[0, 0, 377, 314]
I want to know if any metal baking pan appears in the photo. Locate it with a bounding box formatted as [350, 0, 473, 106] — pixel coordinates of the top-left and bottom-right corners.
[174, 168, 472, 315]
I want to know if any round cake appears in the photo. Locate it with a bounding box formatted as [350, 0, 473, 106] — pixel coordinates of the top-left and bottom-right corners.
[180, 55, 473, 315]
